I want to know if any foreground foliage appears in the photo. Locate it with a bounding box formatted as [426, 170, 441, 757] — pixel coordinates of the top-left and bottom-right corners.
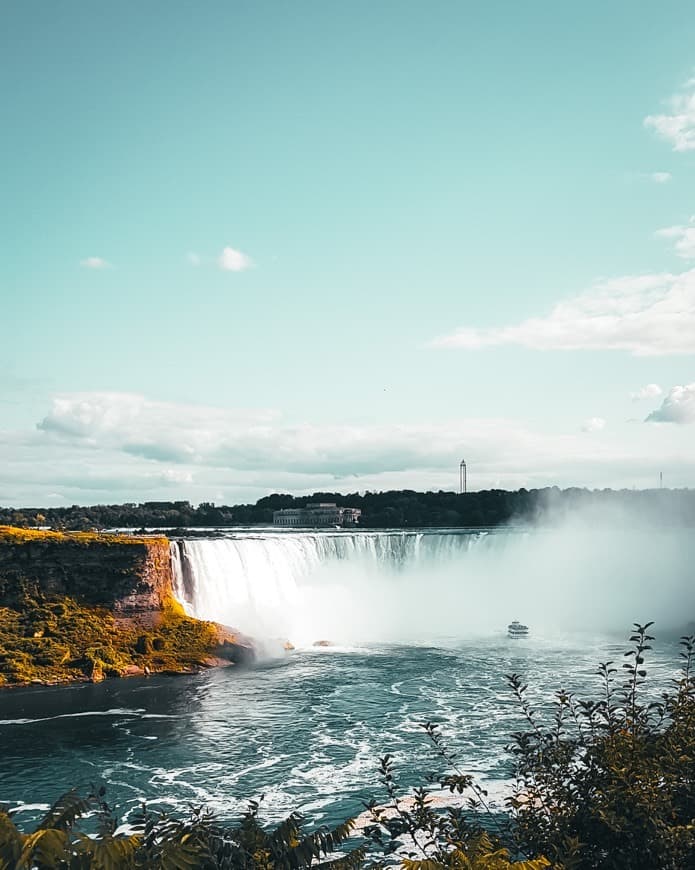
[502, 623, 695, 869]
[2, 624, 694, 868]
[0, 791, 361, 870]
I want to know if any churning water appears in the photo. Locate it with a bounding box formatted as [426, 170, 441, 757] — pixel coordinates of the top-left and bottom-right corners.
[1, 526, 692, 830]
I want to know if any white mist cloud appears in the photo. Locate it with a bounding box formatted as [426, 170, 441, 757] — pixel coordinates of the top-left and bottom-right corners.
[218, 246, 252, 272]
[187, 252, 201, 266]
[644, 79, 695, 152]
[430, 271, 695, 356]
[651, 171, 672, 183]
[646, 383, 695, 424]
[581, 417, 606, 433]
[631, 383, 663, 401]
[80, 257, 111, 269]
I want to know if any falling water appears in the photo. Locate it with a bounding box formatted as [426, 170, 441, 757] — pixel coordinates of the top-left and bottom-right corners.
[171, 530, 494, 644]
[170, 525, 695, 645]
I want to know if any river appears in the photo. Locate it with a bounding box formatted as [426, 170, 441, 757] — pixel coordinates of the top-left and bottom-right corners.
[1, 526, 692, 831]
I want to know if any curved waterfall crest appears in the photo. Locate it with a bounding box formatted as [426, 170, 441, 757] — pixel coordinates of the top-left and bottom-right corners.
[169, 525, 695, 644]
[170, 531, 491, 641]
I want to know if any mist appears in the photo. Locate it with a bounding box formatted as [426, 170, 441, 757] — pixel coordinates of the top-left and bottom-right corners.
[172, 506, 695, 646]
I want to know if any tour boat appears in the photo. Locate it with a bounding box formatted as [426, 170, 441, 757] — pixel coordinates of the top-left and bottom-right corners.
[508, 620, 529, 638]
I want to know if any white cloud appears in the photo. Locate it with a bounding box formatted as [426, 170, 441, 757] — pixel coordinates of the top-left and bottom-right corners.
[80, 257, 111, 269]
[187, 252, 201, 266]
[581, 417, 606, 433]
[646, 383, 695, 424]
[644, 79, 695, 152]
[656, 219, 695, 259]
[218, 246, 252, 272]
[151, 468, 194, 484]
[37, 392, 276, 460]
[651, 171, 672, 183]
[430, 270, 695, 355]
[631, 383, 662, 401]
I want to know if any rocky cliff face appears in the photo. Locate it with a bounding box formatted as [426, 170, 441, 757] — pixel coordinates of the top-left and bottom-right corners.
[0, 527, 173, 613]
[0, 527, 257, 688]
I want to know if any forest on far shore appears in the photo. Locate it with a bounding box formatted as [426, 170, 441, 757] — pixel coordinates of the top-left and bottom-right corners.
[1, 487, 694, 531]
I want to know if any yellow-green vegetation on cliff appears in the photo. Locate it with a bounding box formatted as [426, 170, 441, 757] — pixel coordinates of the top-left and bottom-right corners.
[0, 526, 165, 546]
[0, 592, 220, 687]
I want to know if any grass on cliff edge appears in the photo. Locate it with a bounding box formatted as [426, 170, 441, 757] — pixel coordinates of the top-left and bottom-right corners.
[0, 593, 219, 686]
[0, 525, 165, 546]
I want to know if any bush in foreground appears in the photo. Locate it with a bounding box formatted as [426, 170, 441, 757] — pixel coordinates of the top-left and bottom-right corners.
[1, 623, 694, 868]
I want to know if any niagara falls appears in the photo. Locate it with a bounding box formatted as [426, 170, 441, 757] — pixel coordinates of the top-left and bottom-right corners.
[4, 1, 695, 864]
[2, 517, 693, 843]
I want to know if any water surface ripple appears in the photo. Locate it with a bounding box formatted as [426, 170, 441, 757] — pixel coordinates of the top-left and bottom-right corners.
[0, 635, 679, 829]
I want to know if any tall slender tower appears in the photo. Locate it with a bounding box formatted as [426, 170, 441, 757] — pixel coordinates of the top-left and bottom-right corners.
[459, 459, 467, 494]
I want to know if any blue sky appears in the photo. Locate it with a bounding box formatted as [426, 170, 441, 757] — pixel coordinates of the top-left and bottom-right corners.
[2, 1, 695, 505]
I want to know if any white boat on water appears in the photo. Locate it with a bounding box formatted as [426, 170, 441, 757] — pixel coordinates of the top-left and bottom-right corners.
[508, 620, 529, 638]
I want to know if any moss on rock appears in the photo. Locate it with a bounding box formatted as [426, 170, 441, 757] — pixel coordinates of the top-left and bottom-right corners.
[0, 591, 231, 687]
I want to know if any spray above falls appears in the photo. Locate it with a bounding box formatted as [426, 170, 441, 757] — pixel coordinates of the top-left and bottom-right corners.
[170, 526, 695, 646]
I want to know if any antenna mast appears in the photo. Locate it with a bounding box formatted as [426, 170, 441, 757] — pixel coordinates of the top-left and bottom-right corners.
[459, 459, 467, 494]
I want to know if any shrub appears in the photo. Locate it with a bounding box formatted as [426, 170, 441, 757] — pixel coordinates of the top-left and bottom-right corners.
[500, 623, 695, 869]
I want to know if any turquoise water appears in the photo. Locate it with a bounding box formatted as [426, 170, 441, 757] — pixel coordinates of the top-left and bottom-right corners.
[0, 633, 680, 831]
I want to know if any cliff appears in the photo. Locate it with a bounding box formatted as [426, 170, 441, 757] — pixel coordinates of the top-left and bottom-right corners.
[0, 526, 253, 687]
[0, 526, 171, 613]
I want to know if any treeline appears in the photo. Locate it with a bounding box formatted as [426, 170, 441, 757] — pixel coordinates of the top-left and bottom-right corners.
[2, 486, 695, 530]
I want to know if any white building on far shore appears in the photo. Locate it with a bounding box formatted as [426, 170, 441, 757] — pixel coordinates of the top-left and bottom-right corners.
[273, 503, 361, 527]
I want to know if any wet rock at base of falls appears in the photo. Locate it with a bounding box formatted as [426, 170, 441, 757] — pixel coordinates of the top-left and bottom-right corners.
[211, 624, 256, 665]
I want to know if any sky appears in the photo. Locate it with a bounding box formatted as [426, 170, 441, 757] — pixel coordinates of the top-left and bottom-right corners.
[2, 0, 695, 507]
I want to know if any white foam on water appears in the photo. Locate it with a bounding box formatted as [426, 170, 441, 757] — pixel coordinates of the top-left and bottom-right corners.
[0, 708, 154, 726]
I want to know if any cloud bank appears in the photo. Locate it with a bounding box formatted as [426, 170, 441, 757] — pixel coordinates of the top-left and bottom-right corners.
[0, 390, 679, 505]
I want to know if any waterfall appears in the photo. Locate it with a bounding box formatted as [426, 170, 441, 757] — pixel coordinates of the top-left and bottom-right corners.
[170, 525, 695, 644]
[170, 531, 492, 643]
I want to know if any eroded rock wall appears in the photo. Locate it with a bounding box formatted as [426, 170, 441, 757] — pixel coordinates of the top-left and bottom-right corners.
[0, 527, 173, 613]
